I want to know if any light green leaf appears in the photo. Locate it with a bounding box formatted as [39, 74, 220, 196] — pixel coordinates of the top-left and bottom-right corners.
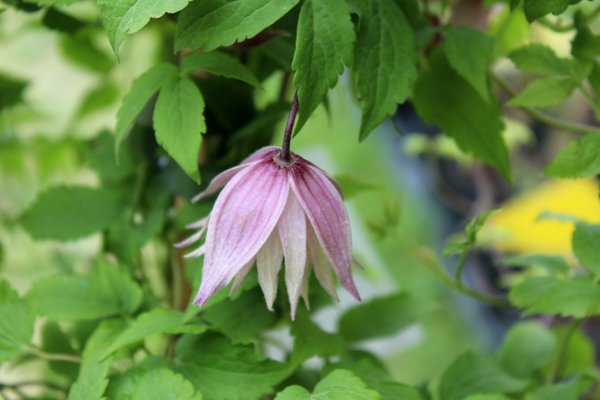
[509, 44, 574, 76]
[573, 222, 600, 275]
[0, 281, 34, 362]
[290, 310, 345, 365]
[153, 76, 205, 183]
[292, 0, 354, 131]
[496, 322, 557, 378]
[445, 26, 494, 101]
[510, 276, 600, 317]
[525, 380, 583, 400]
[26, 264, 142, 320]
[352, 0, 416, 140]
[439, 352, 528, 400]
[523, 0, 571, 22]
[182, 51, 261, 87]
[130, 369, 203, 400]
[544, 134, 600, 179]
[20, 186, 125, 241]
[507, 77, 576, 108]
[339, 293, 418, 342]
[175, 0, 300, 52]
[333, 175, 379, 199]
[97, 0, 191, 54]
[175, 334, 291, 400]
[413, 49, 511, 179]
[115, 63, 178, 157]
[443, 210, 499, 256]
[275, 369, 380, 400]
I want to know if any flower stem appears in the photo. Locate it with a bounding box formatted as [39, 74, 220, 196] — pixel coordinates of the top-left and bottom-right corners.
[27, 346, 81, 364]
[548, 319, 583, 383]
[280, 91, 299, 162]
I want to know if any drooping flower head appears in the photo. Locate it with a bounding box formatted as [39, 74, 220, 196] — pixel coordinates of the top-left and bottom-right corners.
[178, 146, 360, 318]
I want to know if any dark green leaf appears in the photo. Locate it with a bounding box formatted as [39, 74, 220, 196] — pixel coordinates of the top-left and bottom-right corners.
[275, 369, 380, 400]
[26, 263, 142, 320]
[339, 293, 417, 342]
[58, 33, 114, 74]
[115, 63, 178, 157]
[290, 310, 345, 365]
[445, 26, 494, 101]
[352, 0, 416, 140]
[175, 0, 300, 52]
[439, 352, 528, 400]
[507, 77, 576, 108]
[41, 7, 86, 34]
[0, 281, 34, 362]
[153, 76, 205, 183]
[0, 73, 27, 109]
[20, 186, 125, 241]
[182, 51, 261, 87]
[98, 0, 191, 54]
[496, 322, 557, 378]
[544, 134, 600, 179]
[523, 0, 571, 22]
[41, 322, 79, 378]
[292, 0, 354, 131]
[412, 49, 511, 179]
[572, 222, 600, 275]
[572, 20, 600, 63]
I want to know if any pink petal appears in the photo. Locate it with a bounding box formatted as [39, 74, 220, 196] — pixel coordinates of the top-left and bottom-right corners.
[241, 146, 279, 164]
[229, 259, 254, 296]
[308, 226, 339, 300]
[174, 226, 206, 248]
[278, 191, 307, 320]
[194, 161, 289, 306]
[256, 231, 283, 310]
[186, 216, 209, 229]
[289, 164, 360, 300]
[184, 244, 205, 258]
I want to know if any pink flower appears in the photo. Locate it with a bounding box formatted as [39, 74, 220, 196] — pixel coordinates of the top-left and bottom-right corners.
[177, 146, 360, 319]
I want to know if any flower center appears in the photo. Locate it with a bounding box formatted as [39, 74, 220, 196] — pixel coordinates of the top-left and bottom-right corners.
[273, 153, 297, 168]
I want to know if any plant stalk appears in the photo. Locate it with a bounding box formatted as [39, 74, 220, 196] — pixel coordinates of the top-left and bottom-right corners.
[280, 92, 299, 162]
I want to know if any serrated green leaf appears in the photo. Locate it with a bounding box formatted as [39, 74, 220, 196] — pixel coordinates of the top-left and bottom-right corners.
[175, 334, 291, 400]
[115, 63, 178, 157]
[544, 134, 600, 179]
[290, 310, 345, 365]
[510, 276, 600, 317]
[413, 49, 511, 179]
[175, 0, 300, 52]
[26, 264, 142, 320]
[445, 26, 494, 101]
[20, 186, 125, 241]
[292, 0, 354, 132]
[129, 369, 203, 400]
[352, 0, 416, 140]
[153, 76, 205, 183]
[439, 352, 528, 400]
[97, 0, 191, 54]
[507, 77, 576, 108]
[573, 222, 600, 275]
[496, 322, 557, 378]
[182, 51, 261, 87]
[509, 44, 573, 76]
[339, 293, 417, 342]
[275, 369, 380, 400]
[523, 0, 571, 22]
[0, 281, 34, 362]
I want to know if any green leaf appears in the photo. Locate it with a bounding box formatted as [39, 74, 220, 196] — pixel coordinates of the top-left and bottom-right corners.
[544, 134, 600, 179]
[510, 276, 600, 317]
[153, 76, 205, 183]
[182, 51, 261, 87]
[525, 380, 583, 400]
[572, 23, 600, 63]
[338, 293, 418, 342]
[502, 254, 569, 275]
[202, 288, 276, 343]
[41, 7, 86, 34]
[275, 369, 380, 400]
[572, 222, 600, 275]
[0, 281, 34, 362]
[464, 396, 510, 400]
[41, 322, 79, 378]
[439, 352, 528, 400]
[129, 369, 203, 400]
[509, 44, 574, 76]
[20, 186, 125, 241]
[333, 175, 379, 199]
[292, 0, 354, 131]
[412, 49, 511, 179]
[523, 0, 571, 22]
[175, 334, 291, 400]
[97, 0, 191, 54]
[0, 73, 27, 109]
[352, 0, 416, 140]
[507, 77, 576, 108]
[443, 209, 499, 256]
[115, 63, 178, 157]
[496, 322, 557, 378]
[175, 0, 300, 52]
[290, 310, 345, 365]
[26, 263, 142, 320]
[445, 26, 494, 101]
[102, 308, 191, 358]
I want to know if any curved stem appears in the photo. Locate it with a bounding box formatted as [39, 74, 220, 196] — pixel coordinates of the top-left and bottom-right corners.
[492, 72, 600, 135]
[27, 346, 81, 364]
[280, 92, 299, 162]
[0, 381, 66, 393]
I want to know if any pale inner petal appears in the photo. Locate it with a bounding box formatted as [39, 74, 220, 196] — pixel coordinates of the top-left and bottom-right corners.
[308, 225, 339, 301]
[256, 230, 283, 311]
[229, 259, 255, 296]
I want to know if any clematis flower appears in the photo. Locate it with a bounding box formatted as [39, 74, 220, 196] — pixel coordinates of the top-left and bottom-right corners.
[177, 146, 361, 319]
